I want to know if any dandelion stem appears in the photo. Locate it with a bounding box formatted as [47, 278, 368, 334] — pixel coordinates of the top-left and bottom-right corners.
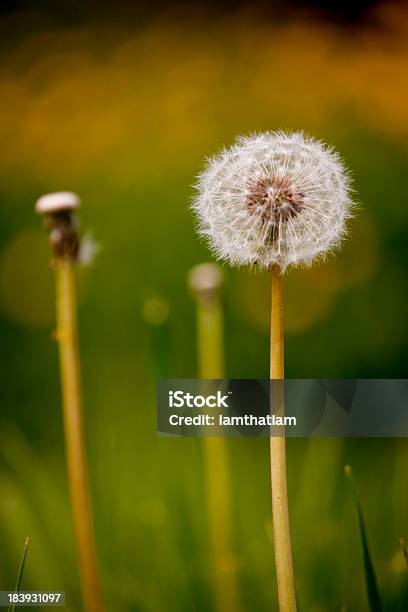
[270, 264, 296, 611]
[56, 258, 105, 612]
[190, 264, 239, 612]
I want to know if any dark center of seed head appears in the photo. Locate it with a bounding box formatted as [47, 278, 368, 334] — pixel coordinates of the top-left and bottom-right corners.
[246, 176, 304, 224]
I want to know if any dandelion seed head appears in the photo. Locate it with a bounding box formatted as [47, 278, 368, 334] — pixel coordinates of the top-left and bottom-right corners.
[193, 132, 353, 270]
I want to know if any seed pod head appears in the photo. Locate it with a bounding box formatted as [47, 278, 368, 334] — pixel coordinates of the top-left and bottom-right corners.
[188, 263, 223, 305]
[35, 191, 81, 262]
[193, 132, 353, 271]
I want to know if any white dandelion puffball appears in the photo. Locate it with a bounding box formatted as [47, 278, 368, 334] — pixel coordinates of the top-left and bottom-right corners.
[193, 132, 353, 271]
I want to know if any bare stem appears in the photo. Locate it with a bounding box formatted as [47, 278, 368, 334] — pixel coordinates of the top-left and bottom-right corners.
[55, 259, 105, 612]
[193, 269, 240, 612]
[270, 265, 297, 611]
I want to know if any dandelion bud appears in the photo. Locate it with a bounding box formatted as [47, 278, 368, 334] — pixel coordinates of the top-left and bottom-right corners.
[188, 263, 223, 305]
[193, 132, 353, 271]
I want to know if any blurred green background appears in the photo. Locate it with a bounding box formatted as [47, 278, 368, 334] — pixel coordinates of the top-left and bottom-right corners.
[0, 1, 407, 610]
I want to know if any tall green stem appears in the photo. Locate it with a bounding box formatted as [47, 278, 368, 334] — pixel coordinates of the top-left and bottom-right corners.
[191, 265, 239, 612]
[56, 259, 105, 612]
[270, 265, 296, 611]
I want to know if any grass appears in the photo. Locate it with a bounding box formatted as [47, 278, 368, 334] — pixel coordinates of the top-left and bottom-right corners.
[345, 464, 382, 612]
[8, 537, 29, 612]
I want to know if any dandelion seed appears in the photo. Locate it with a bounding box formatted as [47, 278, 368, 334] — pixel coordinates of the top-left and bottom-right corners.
[79, 233, 100, 266]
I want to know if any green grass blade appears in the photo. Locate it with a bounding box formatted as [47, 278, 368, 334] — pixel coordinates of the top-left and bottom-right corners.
[8, 537, 30, 612]
[345, 465, 382, 612]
